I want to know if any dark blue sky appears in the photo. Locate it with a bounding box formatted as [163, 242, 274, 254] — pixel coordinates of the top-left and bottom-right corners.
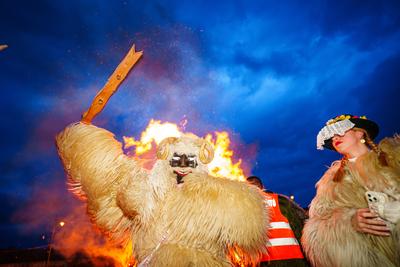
[1, 0, 400, 249]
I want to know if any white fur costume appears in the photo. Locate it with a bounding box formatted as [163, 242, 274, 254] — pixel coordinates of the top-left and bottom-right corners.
[302, 136, 400, 267]
[56, 123, 268, 266]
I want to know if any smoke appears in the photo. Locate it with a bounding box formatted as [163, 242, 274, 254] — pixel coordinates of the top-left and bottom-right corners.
[8, 26, 258, 260]
[12, 175, 131, 265]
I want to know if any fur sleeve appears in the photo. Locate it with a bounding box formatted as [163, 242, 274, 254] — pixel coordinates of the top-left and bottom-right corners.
[307, 161, 341, 219]
[379, 135, 400, 171]
[302, 163, 394, 267]
[216, 179, 269, 260]
[302, 186, 358, 266]
[56, 122, 146, 244]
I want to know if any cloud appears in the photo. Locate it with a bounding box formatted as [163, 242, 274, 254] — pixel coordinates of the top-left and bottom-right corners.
[316, 1, 400, 49]
[1, 0, 400, 248]
[349, 52, 400, 137]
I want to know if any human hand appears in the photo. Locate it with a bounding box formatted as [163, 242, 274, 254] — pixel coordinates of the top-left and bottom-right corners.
[351, 208, 391, 236]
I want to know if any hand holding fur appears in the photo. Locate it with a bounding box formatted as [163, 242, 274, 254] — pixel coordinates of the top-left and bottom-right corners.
[302, 138, 400, 267]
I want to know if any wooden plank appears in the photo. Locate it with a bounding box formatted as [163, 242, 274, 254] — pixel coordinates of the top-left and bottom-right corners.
[81, 45, 143, 124]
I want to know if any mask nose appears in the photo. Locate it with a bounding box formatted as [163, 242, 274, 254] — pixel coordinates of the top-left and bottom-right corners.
[178, 154, 189, 167]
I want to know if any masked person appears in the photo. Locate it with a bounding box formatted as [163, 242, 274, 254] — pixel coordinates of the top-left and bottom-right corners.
[302, 114, 400, 267]
[56, 122, 269, 267]
[246, 176, 310, 267]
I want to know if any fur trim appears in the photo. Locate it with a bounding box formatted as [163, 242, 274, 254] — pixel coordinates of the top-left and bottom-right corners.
[150, 244, 230, 267]
[303, 149, 400, 267]
[128, 173, 268, 265]
[380, 135, 400, 172]
[161, 174, 268, 257]
[56, 123, 269, 266]
[56, 122, 144, 245]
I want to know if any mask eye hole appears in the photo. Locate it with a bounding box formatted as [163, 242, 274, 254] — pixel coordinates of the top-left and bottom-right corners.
[169, 153, 198, 168]
[187, 155, 198, 168]
[170, 153, 181, 167]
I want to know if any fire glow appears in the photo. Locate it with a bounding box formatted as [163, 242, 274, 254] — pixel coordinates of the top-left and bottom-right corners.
[52, 210, 134, 266]
[123, 119, 246, 181]
[54, 119, 247, 266]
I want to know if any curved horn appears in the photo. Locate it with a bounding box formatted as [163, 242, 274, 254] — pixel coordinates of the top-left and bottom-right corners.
[156, 137, 178, 160]
[199, 140, 214, 164]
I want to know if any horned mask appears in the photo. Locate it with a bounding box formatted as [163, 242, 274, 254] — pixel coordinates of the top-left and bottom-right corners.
[156, 136, 214, 165]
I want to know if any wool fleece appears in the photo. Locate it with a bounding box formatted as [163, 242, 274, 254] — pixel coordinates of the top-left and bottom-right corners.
[56, 122, 268, 266]
[302, 136, 400, 267]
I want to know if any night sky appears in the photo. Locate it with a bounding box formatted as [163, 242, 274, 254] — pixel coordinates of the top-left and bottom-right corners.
[1, 0, 400, 249]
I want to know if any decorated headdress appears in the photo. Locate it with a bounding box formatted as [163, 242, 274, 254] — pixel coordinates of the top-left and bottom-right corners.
[317, 114, 379, 150]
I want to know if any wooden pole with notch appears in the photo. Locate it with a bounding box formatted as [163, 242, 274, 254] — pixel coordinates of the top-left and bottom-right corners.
[81, 45, 143, 124]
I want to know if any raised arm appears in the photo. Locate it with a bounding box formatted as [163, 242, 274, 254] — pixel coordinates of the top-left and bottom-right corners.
[56, 122, 147, 243]
[56, 45, 145, 244]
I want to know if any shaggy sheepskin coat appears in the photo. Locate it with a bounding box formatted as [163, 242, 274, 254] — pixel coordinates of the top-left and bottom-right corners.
[302, 136, 400, 267]
[56, 122, 268, 266]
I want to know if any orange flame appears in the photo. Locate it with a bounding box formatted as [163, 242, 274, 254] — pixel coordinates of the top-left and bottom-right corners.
[123, 119, 246, 181]
[206, 132, 246, 181]
[123, 119, 181, 155]
[53, 205, 135, 266]
[55, 119, 247, 265]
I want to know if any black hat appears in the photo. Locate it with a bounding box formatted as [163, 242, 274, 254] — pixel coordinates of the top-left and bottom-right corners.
[317, 114, 379, 150]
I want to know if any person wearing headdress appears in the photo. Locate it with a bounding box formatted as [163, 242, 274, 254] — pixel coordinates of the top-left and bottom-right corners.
[246, 176, 310, 267]
[302, 114, 400, 267]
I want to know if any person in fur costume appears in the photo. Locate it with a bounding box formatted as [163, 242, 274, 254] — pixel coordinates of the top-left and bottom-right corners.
[302, 114, 400, 267]
[56, 122, 269, 266]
